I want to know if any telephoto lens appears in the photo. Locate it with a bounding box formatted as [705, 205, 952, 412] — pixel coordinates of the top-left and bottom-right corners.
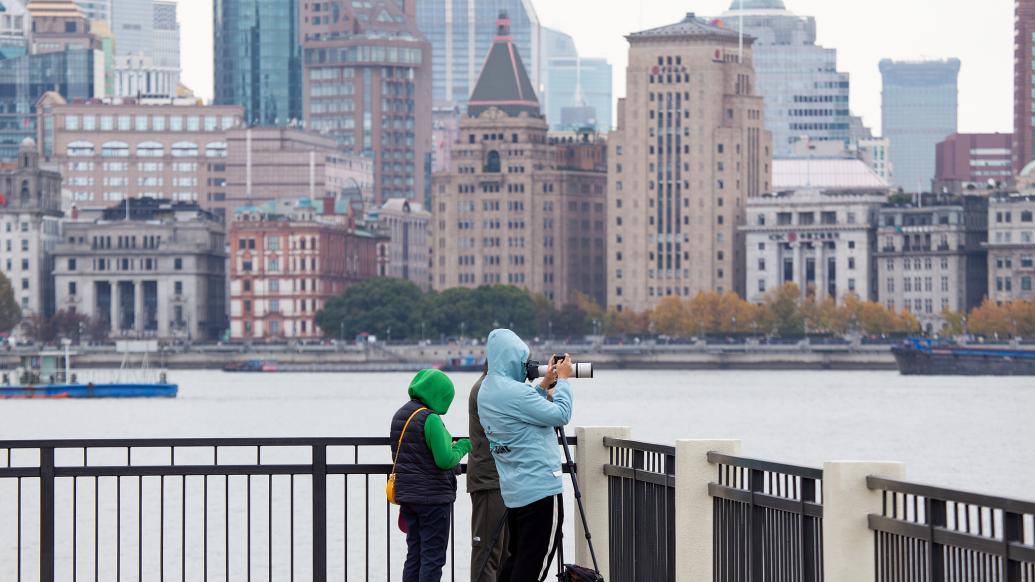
[525, 358, 594, 380]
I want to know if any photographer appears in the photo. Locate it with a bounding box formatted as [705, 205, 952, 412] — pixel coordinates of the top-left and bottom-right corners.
[477, 329, 573, 582]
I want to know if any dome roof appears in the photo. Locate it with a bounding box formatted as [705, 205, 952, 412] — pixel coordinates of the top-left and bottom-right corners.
[728, 0, 786, 10]
[20, 136, 35, 147]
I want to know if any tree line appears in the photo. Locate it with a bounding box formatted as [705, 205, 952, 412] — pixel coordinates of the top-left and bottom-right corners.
[314, 278, 922, 341]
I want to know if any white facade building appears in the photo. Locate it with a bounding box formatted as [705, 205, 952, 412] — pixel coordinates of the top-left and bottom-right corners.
[371, 198, 430, 291]
[0, 139, 63, 318]
[743, 188, 886, 303]
[987, 195, 1035, 302]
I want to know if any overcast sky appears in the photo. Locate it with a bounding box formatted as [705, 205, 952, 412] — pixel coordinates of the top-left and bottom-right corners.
[176, 0, 1013, 137]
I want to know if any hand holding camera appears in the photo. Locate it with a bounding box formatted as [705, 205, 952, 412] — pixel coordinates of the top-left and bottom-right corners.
[553, 354, 574, 380]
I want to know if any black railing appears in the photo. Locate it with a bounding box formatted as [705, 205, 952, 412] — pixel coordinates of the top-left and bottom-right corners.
[868, 477, 1035, 582]
[0, 436, 575, 582]
[603, 437, 675, 582]
[708, 452, 824, 582]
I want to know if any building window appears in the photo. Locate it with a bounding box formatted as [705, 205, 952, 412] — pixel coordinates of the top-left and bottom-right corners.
[174, 258, 183, 270]
[68, 259, 77, 271]
[68, 282, 77, 296]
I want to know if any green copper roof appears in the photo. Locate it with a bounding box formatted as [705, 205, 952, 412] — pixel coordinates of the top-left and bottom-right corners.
[728, 0, 787, 10]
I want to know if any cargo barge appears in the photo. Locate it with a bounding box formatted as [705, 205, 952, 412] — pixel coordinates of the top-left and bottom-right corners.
[892, 338, 1035, 376]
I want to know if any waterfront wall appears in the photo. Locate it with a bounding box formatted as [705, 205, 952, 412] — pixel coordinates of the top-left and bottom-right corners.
[0, 343, 897, 371]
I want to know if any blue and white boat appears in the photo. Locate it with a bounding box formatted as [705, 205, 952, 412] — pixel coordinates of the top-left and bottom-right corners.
[0, 343, 177, 399]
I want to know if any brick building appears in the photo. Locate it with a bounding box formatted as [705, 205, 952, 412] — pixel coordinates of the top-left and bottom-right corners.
[431, 14, 607, 307]
[228, 199, 382, 340]
[300, 0, 431, 204]
[934, 133, 1013, 194]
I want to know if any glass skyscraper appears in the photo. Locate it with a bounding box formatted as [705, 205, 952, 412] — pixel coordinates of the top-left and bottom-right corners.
[541, 27, 613, 131]
[0, 50, 96, 159]
[880, 59, 960, 192]
[214, 0, 302, 126]
[721, 0, 851, 157]
[414, 0, 540, 108]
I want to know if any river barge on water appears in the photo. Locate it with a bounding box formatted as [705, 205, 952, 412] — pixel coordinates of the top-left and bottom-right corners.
[892, 338, 1035, 375]
[0, 342, 177, 399]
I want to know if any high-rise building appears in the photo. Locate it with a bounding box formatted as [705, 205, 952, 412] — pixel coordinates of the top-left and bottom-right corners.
[720, 0, 851, 157]
[214, 0, 302, 126]
[432, 13, 608, 307]
[0, 0, 29, 58]
[934, 133, 1013, 194]
[541, 27, 613, 132]
[0, 138, 63, 318]
[1015, 0, 1035, 174]
[880, 59, 960, 193]
[1, 3, 105, 159]
[75, 0, 180, 98]
[608, 13, 772, 311]
[415, 0, 540, 110]
[301, 0, 432, 204]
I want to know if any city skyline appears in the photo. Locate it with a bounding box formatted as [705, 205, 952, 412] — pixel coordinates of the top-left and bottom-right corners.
[176, 0, 1012, 137]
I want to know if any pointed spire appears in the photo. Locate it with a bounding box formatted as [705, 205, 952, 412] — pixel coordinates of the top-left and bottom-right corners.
[496, 10, 511, 40]
[468, 9, 540, 118]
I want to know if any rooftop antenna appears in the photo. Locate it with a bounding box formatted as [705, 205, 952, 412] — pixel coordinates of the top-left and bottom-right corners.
[738, 0, 744, 63]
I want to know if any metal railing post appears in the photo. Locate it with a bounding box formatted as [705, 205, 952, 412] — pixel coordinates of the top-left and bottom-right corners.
[1004, 510, 1023, 582]
[801, 477, 818, 582]
[40, 446, 55, 582]
[928, 498, 946, 582]
[312, 444, 327, 582]
[749, 468, 765, 582]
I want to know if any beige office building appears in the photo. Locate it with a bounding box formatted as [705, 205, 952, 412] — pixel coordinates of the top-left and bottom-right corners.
[222, 127, 374, 219]
[986, 195, 1035, 302]
[431, 16, 607, 307]
[37, 95, 244, 213]
[608, 13, 772, 312]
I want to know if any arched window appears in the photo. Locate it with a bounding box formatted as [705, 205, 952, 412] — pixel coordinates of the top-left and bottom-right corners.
[67, 141, 95, 157]
[101, 141, 129, 157]
[19, 180, 29, 205]
[137, 141, 164, 158]
[205, 141, 227, 158]
[485, 150, 501, 173]
[171, 141, 199, 157]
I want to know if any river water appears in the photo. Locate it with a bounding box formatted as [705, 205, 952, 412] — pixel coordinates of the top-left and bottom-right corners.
[0, 369, 1032, 580]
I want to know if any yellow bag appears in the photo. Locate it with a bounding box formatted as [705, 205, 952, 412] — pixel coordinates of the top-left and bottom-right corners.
[387, 406, 428, 505]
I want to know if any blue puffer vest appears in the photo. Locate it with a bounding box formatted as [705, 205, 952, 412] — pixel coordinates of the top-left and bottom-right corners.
[389, 399, 457, 505]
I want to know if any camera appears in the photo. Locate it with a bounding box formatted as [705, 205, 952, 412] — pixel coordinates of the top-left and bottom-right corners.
[526, 354, 594, 381]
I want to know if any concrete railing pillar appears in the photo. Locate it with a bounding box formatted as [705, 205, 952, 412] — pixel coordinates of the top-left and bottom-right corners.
[823, 461, 906, 582]
[573, 426, 630, 580]
[674, 439, 741, 582]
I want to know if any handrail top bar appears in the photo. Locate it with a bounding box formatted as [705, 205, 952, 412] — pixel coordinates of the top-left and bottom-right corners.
[867, 476, 1035, 515]
[0, 435, 577, 449]
[602, 436, 676, 456]
[707, 451, 823, 480]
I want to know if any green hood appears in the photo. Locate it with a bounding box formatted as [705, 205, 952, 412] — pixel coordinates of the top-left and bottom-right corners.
[408, 368, 455, 414]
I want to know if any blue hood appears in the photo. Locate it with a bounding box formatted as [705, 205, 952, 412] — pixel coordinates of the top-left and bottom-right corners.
[486, 329, 528, 382]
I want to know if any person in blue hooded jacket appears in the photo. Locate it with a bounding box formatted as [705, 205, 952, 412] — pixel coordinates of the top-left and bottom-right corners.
[477, 328, 573, 582]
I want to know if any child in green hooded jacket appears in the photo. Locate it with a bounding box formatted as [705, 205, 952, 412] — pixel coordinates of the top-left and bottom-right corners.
[389, 369, 471, 582]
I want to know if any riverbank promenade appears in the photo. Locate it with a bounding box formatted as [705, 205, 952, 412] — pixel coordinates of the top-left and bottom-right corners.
[1, 428, 1033, 581]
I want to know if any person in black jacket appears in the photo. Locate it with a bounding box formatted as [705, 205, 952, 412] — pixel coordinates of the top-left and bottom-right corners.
[390, 369, 471, 582]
